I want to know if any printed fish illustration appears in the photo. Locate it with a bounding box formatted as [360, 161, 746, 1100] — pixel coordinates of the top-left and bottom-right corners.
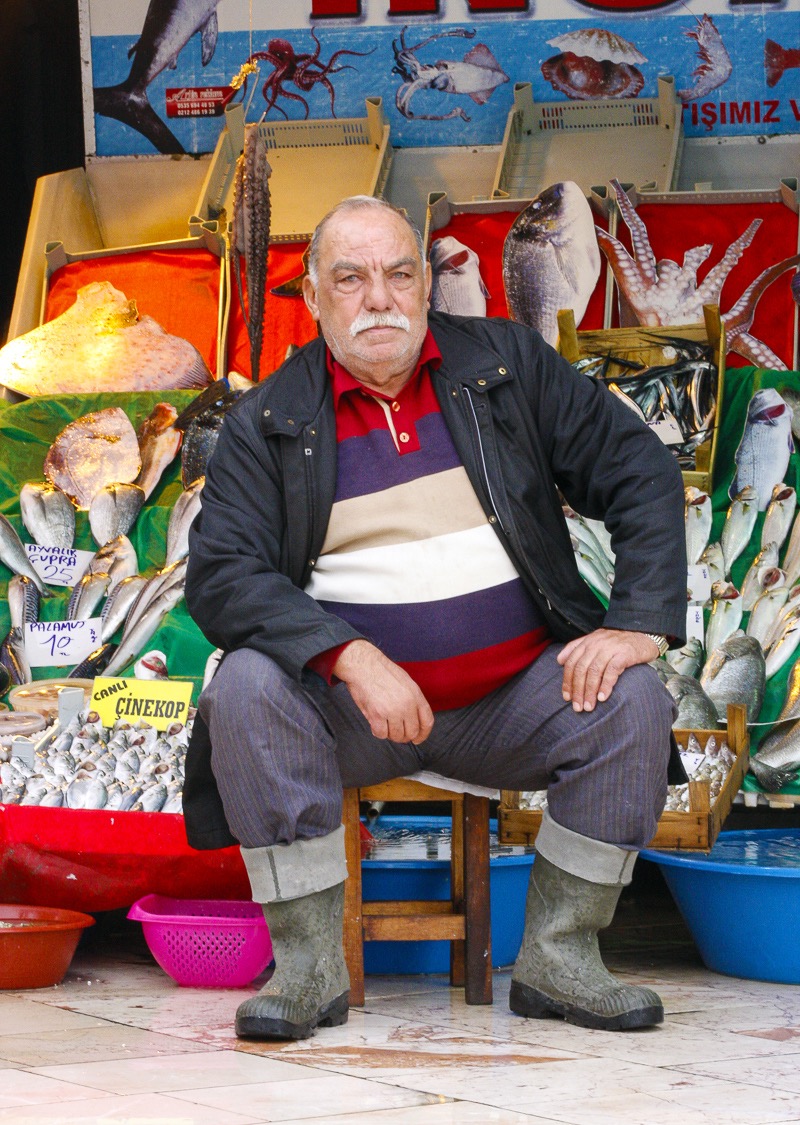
[541, 28, 646, 101]
[503, 182, 601, 347]
[429, 237, 489, 317]
[393, 27, 508, 122]
[93, 0, 222, 154]
[729, 389, 794, 511]
[765, 39, 800, 88]
[678, 15, 732, 101]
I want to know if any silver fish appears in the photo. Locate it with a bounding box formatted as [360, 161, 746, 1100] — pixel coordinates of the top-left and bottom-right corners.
[131, 782, 168, 812]
[8, 575, 40, 630]
[700, 541, 725, 585]
[0, 627, 31, 686]
[666, 674, 718, 729]
[503, 181, 601, 347]
[763, 586, 800, 651]
[83, 535, 139, 595]
[19, 482, 75, 549]
[136, 402, 182, 500]
[782, 510, 800, 587]
[572, 538, 612, 601]
[102, 581, 186, 677]
[740, 543, 781, 611]
[766, 613, 800, 679]
[430, 236, 489, 317]
[165, 477, 204, 566]
[65, 776, 108, 810]
[762, 484, 796, 552]
[749, 719, 800, 791]
[747, 585, 791, 649]
[101, 574, 149, 642]
[89, 482, 146, 547]
[729, 389, 794, 511]
[720, 486, 758, 576]
[667, 637, 703, 679]
[705, 581, 743, 656]
[564, 509, 614, 574]
[700, 633, 766, 724]
[67, 572, 111, 621]
[0, 512, 49, 595]
[685, 486, 712, 566]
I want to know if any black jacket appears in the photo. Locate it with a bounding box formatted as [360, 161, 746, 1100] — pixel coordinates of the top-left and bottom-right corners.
[184, 312, 687, 848]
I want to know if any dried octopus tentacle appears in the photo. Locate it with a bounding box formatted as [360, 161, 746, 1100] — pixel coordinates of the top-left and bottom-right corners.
[723, 252, 800, 331]
[694, 219, 762, 305]
[609, 179, 657, 282]
[594, 227, 661, 324]
[231, 124, 272, 380]
[728, 331, 788, 371]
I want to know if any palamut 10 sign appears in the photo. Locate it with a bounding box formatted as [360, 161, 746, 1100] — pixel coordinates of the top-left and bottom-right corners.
[91, 677, 194, 732]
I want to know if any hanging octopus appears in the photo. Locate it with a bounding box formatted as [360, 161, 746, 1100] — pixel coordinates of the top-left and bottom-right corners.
[245, 30, 374, 119]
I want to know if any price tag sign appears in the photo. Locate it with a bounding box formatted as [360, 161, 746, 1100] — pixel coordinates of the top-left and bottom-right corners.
[25, 544, 94, 588]
[686, 605, 704, 645]
[680, 751, 705, 776]
[91, 676, 193, 732]
[687, 564, 712, 606]
[24, 619, 101, 667]
[648, 418, 684, 447]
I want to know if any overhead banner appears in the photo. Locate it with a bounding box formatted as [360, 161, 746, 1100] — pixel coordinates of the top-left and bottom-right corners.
[83, 0, 800, 156]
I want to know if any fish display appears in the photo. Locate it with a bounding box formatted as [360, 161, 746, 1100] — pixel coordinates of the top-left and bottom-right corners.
[597, 181, 800, 370]
[231, 124, 272, 382]
[666, 674, 718, 730]
[0, 708, 191, 812]
[720, 486, 758, 576]
[180, 393, 239, 487]
[429, 237, 489, 317]
[392, 27, 509, 122]
[93, 0, 222, 155]
[729, 390, 794, 511]
[0, 513, 50, 596]
[503, 182, 601, 347]
[765, 39, 800, 88]
[747, 585, 791, 649]
[19, 483, 75, 550]
[739, 542, 781, 611]
[541, 28, 646, 100]
[165, 479, 204, 567]
[668, 637, 703, 680]
[677, 15, 732, 101]
[0, 282, 212, 397]
[700, 634, 766, 725]
[762, 485, 797, 552]
[705, 582, 743, 657]
[43, 407, 142, 510]
[89, 483, 146, 547]
[136, 403, 182, 501]
[685, 487, 713, 565]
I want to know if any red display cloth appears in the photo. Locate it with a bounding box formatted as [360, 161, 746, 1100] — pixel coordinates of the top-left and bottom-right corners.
[0, 805, 249, 913]
[610, 200, 799, 369]
[228, 242, 318, 380]
[428, 208, 609, 330]
[45, 248, 222, 376]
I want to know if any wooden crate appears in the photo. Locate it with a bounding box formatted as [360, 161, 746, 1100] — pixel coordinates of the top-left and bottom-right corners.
[499, 703, 749, 853]
[556, 304, 726, 494]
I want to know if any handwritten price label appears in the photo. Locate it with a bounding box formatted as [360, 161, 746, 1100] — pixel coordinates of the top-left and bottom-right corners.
[687, 564, 712, 606]
[24, 619, 102, 668]
[686, 605, 704, 646]
[25, 545, 95, 588]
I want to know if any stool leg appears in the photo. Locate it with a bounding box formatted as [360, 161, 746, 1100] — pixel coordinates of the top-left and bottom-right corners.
[449, 797, 465, 988]
[342, 788, 366, 1007]
[463, 794, 492, 1004]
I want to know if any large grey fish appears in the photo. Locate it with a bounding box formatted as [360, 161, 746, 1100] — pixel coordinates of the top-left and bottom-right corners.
[750, 718, 800, 791]
[705, 581, 743, 656]
[19, 482, 75, 549]
[102, 581, 186, 678]
[700, 633, 766, 724]
[165, 478, 204, 566]
[666, 674, 718, 729]
[684, 486, 712, 565]
[430, 237, 490, 317]
[93, 0, 222, 155]
[89, 483, 146, 547]
[502, 181, 601, 347]
[101, 574, 150, 642]
[667, 637, 703, 679]
[729, 389, 794, 510]
[136, 402, 182, 500]
[720, 486, 758, 576]
[0, 512, 49, 595]
[232, 123, 272, 381]
[761, 484, 796, 552]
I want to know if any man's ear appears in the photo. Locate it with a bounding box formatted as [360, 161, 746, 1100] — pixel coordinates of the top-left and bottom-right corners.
[424, 260, 432, 308]
[302, 275, 320, 321]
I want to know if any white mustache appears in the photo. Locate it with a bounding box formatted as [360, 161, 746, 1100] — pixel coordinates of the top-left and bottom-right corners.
[349, 311, 410, 337]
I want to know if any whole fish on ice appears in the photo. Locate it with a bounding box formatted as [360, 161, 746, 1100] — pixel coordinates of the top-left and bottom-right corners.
[430, 237, 489, 317]
[0, 282, 211, 397]
[503, 181, 601, 347]
[729, 389, 793, 510]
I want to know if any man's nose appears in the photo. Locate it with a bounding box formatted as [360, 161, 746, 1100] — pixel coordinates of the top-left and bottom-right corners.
[363, 274, 393, 310]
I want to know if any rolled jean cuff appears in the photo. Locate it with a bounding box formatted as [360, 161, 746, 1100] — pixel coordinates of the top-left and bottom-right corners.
[241, 825, 348, 902]
[536, 808, 638, 887]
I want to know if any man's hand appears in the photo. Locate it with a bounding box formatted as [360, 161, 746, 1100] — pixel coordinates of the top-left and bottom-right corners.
[332, 639, 434, 744]
[556, 628, 660, 713]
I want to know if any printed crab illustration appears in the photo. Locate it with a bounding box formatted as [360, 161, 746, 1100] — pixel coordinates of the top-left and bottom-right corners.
[596, 180, 800, 370]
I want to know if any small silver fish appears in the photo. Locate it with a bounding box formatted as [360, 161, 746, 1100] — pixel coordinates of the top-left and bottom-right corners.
[102, 581, 186, 677]
[720, 486, 758, 576]
[165, 477, 204, 566]
[0, 512, 49, 595]
[8, 575, 40, 630]
[705, 581, 743, 656]
[747, 585, 791, 649]
[67, 571, 111, 621]
[685, 486, 712, 566]
[740, 543, 781, 611]
[667, 637, 703, 679]
[762, 484, 796, 552]
[700, 542, 725, 585]
[19, 481, 75, 549]
[766, 614, 800, 679]
[101, 574, 149, 642]
[65, 776, 108, 810]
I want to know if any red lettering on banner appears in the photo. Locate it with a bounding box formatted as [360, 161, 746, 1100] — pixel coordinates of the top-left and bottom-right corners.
[468, 0, 528, 9]
[791, 99, 800, 121]
[700, 102, 717, 129]
[729, 101, 751, 124]
[389, 0, 437, 11]
[572, 0, 674, 9]
[311, 0, 360, 15]
[684, 99, 781, 130]
[764, 99, 781, 122]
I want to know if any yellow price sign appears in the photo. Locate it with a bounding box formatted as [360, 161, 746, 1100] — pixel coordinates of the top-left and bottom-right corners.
[91, 677, 194, 732]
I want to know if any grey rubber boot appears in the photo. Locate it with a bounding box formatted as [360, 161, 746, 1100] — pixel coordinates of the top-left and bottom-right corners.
[235, 881, 350, 1040]
[509, 854, 664, 1031]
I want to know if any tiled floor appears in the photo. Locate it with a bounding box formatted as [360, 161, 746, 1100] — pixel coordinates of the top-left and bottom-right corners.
[2, 871, 800, 1125]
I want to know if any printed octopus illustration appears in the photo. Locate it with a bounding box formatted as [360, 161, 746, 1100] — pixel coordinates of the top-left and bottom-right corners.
[596, 179, 800, 371]
[392, 26, 509, 121]
[245, 29, 374, 119]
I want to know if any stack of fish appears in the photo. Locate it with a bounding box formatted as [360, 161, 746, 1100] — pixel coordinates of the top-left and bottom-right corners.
[0, 708, 191, 812]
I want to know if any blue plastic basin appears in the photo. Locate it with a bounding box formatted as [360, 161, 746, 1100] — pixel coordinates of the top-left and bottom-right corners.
[641, 829, 800, 984]
[361, 816, 535, 974]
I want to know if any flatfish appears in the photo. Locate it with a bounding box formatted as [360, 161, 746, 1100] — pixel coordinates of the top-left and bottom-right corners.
[0, 281, 211, 396]
[44, 407, 141, 509]
[503, 181, 601, 347]
[430, 237, 489, 317]
[19, 482, 75, 549]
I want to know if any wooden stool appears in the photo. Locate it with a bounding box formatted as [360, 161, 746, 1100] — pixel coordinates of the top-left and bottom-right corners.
[342, 778, 493, 1006]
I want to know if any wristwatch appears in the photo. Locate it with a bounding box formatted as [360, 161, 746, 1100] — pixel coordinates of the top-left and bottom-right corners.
[644, 632, 669, 657]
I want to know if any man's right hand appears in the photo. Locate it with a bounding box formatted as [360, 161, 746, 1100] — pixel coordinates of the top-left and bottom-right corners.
[331, 639, 434, 744]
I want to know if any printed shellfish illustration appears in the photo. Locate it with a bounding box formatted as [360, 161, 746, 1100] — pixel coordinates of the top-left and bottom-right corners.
[541, 28, 646, 100]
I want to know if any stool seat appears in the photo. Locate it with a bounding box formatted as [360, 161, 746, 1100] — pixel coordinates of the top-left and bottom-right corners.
[342, 778, 493, 1006]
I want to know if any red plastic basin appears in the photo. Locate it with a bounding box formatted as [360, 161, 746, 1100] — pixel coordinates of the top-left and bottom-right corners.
[0, 904, 95, 989]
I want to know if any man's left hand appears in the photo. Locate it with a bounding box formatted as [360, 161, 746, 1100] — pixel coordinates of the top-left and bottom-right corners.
[555, 628, 660, 713]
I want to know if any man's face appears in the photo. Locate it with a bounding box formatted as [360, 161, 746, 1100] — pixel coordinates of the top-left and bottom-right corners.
[302, 207, 431, 394]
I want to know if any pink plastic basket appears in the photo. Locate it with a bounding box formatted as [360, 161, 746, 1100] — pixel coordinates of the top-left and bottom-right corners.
[127, 895, 273, 988]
